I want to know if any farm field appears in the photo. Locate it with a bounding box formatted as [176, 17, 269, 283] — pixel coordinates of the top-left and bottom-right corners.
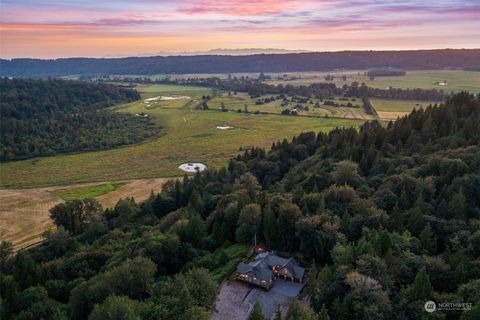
[0, 177, 169, 250]
[370, 98, 439, 120]
[208, 93, 376, 120]
[364, 70, 480, 93]
[264, 69, 480, 93]
[101, 70, 480, 94]
[0, 84, 364, 188]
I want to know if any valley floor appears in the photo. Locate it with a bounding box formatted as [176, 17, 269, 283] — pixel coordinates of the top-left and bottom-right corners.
[0, 81, 432, 250]
[0, 85, 364, 189]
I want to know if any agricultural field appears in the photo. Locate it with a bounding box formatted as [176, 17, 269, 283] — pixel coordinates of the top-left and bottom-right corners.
[0, 84, 364, 189]
[101, 69, 480, 94]
[208, 92, 376, 120]
[364, 70, 480, 93]
[264, 69, 480, 93]
[135, 83, 211, 98]
[0, 178, 169, 250]
[370, 98, 439, 120]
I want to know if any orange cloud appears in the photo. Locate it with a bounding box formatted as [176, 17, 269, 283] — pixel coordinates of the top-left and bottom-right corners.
[1, 0, 479, 58]
[0, 23, 84, 31]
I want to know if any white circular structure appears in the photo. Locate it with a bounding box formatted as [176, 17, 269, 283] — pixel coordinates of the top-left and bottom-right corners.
[216, 125, 234, 130]
[178, 163, 207, 173]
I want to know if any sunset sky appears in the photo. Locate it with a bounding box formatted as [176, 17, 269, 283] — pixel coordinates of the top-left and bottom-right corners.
[1, 0, 479, 59]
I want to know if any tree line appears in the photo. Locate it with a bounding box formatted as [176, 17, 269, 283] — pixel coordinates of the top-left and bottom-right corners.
[367, 69, 406, 77]
[1, 92, 479, 319]
[1, 49, 479, 77]
[155, 77, 448, 102]
[0, 78, 161, 161]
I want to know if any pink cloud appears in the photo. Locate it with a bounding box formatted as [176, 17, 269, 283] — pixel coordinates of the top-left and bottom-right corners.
[178, 0, 299, 16]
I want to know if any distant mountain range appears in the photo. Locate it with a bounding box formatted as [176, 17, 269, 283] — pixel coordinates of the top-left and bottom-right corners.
[104, 48, 310, 58]
[1, 49, 479, 78]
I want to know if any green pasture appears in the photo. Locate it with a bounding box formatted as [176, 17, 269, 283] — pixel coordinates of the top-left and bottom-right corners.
[54, 182, 126, 201]
[0, 84, 364, 188]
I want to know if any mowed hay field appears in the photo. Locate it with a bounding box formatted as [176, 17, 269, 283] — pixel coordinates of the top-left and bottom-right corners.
[371, 99, 439, 121]
[0, 178, 170, 250]
[0, 84, 364, 188]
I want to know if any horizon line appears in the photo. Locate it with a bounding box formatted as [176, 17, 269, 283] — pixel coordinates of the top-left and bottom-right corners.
[2, 47, 480, 61]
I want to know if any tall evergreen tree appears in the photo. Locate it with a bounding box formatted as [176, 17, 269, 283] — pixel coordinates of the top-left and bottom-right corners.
[263, 206, 278, 248]
[319, 305, 330, 320]
[408, 267, 433, 302]
[249, 302, 266, 320]
[285, 299, 302, 320]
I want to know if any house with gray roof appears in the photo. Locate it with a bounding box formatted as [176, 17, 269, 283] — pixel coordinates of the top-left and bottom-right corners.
[235, 252, 305, 289]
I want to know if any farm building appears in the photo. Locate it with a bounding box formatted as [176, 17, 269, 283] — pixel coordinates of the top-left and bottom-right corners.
[235, 252, 305, 289]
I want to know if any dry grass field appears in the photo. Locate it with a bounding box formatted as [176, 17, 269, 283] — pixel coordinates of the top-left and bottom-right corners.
[0, 188, 62, 250]
[0, 178, 170, 250]
[370, 98, 438, 120]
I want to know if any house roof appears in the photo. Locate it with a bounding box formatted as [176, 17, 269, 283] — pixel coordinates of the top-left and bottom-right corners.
[280, 258, 305, 279]
[236, 262, 252, 274]
[236, 261, 273, 281]
[236, 252, 305, 281]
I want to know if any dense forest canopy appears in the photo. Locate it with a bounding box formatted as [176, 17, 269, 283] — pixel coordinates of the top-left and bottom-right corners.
[0, 78, 160, 161]
[1, 92, 479, 319]
[1, 49, 479, 77]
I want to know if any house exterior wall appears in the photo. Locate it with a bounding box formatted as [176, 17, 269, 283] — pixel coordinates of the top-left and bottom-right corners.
[236, 273, 271, 289]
